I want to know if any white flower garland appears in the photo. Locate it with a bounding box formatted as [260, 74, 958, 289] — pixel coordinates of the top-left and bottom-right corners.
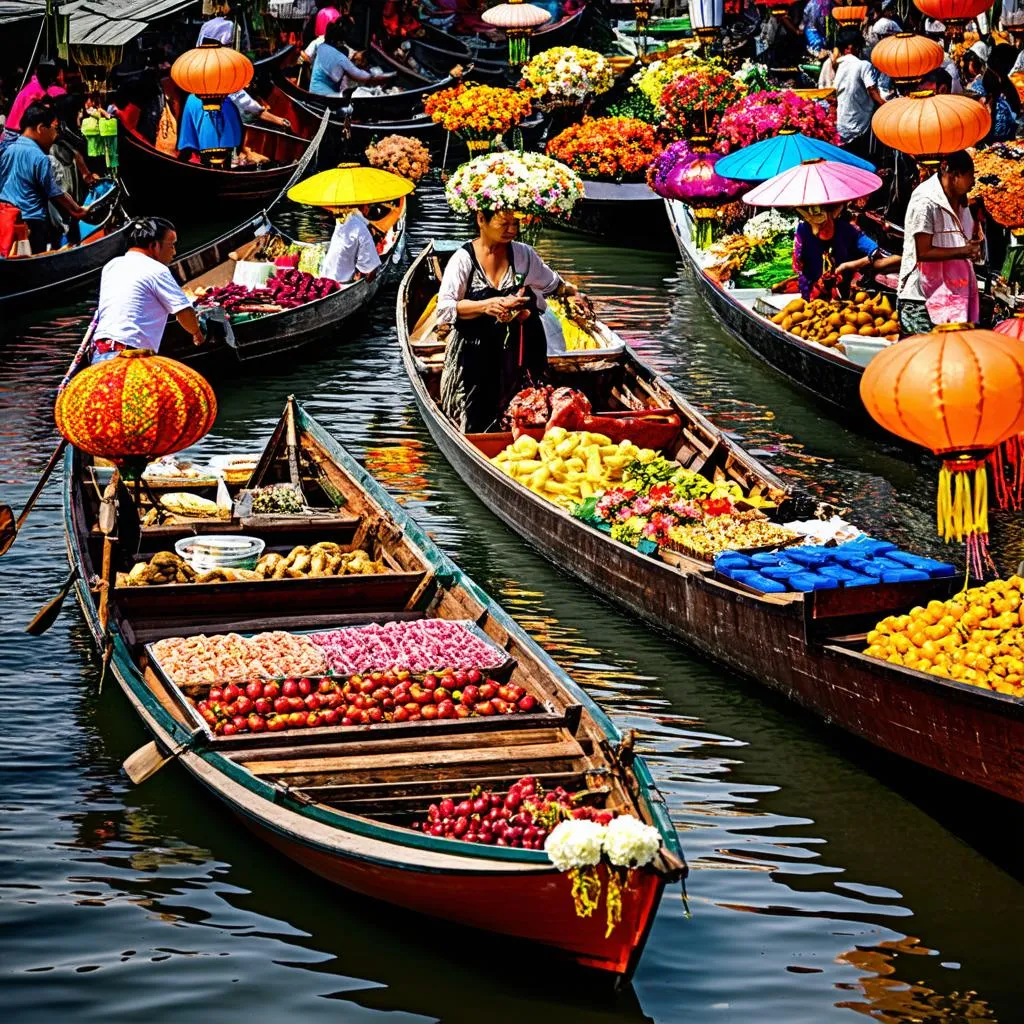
[543, 814, 661, 871]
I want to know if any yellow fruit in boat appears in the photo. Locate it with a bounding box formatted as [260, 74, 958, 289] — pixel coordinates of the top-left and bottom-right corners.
[839, 324, 856, 336]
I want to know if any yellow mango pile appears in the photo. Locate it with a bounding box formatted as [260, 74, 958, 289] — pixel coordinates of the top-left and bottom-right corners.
[771, 293, 898, 348]
[492, 427, 657, 508]
[863, 576, 1024, 695]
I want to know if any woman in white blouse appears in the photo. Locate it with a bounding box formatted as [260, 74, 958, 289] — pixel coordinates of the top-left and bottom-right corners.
[436, 209, 582, 432]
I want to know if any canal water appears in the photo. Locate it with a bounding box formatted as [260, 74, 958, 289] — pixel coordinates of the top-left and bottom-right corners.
[2, 185, 1022, 1023]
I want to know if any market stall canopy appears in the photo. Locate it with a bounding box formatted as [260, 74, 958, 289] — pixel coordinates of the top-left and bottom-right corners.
[715, 131, 876, 182]
[742, 158, 883, 207]
[287, 164, 415, 210]
[0, 0, 197, 43]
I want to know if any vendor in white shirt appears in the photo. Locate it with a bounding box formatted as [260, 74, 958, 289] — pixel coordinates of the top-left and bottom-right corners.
[229, 87, 291, 129]
[320, 204, 380, 283]
[91, 217, 205, 361]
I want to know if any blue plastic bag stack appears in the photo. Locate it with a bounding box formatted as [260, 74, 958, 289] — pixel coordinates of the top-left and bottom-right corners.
[714, 536, 957, 594]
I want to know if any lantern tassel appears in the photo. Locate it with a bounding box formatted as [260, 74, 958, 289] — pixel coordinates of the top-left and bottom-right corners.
[987, 434, 1024, 511]
[938, 462, 997, 580]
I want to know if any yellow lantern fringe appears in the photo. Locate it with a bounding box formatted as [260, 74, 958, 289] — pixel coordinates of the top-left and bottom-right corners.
[936, 465, 988, 543]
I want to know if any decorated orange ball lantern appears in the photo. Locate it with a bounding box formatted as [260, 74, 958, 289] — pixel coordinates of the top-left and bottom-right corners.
[55, 351, 218, 475]
[913, 0, 989, 40]
[171, 41, 253, 111]
[832, 1, 868, 24]
[861, 325, 1024, 574]
[871, 91, 990, 167]
[871, 33, 944, 86]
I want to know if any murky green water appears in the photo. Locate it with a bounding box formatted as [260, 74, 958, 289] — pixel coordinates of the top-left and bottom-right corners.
[1, 185, 1022, 1023]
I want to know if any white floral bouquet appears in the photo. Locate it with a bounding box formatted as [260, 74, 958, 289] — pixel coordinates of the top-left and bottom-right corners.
[743, 209, 798, 244]
[544, 813, 662, 935]
[521, 46, 614, 109]
[445, 150, 585, 221]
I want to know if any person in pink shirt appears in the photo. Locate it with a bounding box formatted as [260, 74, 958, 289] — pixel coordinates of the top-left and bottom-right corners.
[3, 60, 66, 151]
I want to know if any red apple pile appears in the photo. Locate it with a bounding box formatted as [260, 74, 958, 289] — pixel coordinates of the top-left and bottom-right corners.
[409, 776, 616, 848]
[192, 667, 541, 735]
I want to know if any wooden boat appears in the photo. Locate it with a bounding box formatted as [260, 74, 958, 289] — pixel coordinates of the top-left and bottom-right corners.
[63, 397, 686, 978]
[273, 59, 456, 125]
[158, 198, 407, 369]
[115, 79, 315, 214]
[371, 39, 506, 84]
[560, 180, 674, 250]
[0, 184, 131, 313]
[398, 241, 1024, 807]
[663, 198, 871, 420]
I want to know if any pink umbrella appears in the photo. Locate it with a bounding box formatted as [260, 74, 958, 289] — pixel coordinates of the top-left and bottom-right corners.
[742, 157, 883, 207]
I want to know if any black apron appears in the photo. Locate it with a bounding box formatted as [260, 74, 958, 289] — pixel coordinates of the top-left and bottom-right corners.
[439, 241, 548, 433]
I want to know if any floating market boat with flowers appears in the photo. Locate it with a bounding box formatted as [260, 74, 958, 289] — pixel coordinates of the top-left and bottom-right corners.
[62, 392, 685, 978]
[399, 239, 1024, 807]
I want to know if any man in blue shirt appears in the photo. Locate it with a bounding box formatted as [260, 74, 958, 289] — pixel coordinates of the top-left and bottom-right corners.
[310, 21, 393, 97]
[0, 101, 86, 254]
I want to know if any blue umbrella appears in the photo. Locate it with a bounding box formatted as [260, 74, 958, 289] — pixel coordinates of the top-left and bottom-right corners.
[715, 131, 876, 182]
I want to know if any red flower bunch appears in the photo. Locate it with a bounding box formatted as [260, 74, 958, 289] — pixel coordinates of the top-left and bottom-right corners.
[546, 117, 662, 182]
[715, 90, 838, 154]
[659, 68, 747, 140]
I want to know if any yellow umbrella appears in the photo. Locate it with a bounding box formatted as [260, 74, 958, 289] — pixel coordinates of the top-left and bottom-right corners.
[287, 162, 415, 212]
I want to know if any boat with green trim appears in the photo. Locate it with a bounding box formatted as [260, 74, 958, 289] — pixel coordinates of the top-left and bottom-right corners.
[63, 397, 685, 979]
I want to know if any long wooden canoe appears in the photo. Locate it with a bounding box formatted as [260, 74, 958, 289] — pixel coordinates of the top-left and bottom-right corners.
[455, 7, 587, 63]
[63, 397, 685, 978]
[0, 184, 131, 314]
[664, 198, 871, 420]
[561, 181, 674, 250]
[159, 198, 406, 369]
[398, 241, 1024, 806]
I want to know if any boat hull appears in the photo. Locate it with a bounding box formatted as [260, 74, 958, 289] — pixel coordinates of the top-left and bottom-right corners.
[561, 181, 674, 250]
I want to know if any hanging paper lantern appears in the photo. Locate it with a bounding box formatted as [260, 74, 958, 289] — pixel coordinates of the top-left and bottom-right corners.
[832, 1, 868, 24]
[860, 325, 1024, 575]
[994, 314, 1024, 341]
[689, 0, 724, 49]
[871, 33, 944, 87]
[913, 0, 990, 40]
[55, 351, 218, 476]
[871, 91, 990, 167]
[171, 41, 253, 111]
[482, 0, 551, 67]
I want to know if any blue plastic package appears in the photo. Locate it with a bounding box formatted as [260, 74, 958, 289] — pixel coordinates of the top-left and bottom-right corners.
[731, 570, 788, 593]
[788, 548, 832, 568]
[880, 568, 931, 583]
[884, 551, 957, 577]
[760, 563, 803, 581]
[716, 553, 752, 570]
[750, 551, 785, 567]
[844, 537, 896, 557]
[843, 574, 880, 587]
[818, 565, 860, 582]
[788, 572, 839, 591]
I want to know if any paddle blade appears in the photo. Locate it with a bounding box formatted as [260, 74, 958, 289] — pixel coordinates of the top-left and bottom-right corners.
[25, 567, 79, 635]
[0, 505, 15, 556]
[123, 741, 169, 785]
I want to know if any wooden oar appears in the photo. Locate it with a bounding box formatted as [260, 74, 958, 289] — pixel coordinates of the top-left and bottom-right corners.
[0, 439, 68, 556]
[24, 565, 81, 635]
[123, 729, 203, 785]
[0, 316, 96, 557]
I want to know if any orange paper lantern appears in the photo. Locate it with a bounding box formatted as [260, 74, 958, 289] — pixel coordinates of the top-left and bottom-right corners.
[871, 91, 990, 165]
[55, 351, 218, 474]
[861, 326, 1024, 571]
[913, 0, 989, 38]
[171, 41, 253, 111]
[871, 33, 944, 85]
[832, 1, 868, 23]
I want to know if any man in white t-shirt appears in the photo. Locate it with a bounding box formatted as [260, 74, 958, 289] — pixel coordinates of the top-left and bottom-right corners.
[833, 27, 885, 160]
[320, 205, 381, 283]
[92, 217, 205, 360]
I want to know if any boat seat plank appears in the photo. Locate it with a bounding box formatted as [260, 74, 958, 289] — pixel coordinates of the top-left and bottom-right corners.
[241, 739, 586, 777]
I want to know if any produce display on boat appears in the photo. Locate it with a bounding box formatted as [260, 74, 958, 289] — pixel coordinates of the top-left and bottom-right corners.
[863, 577, 1024, 696]
[696, 210, 797, 289]
[190, 665, 541, 734]
[141, 456, 218, 487]
[151, 631, 328, 686]
[767, 294, 899, 349]
[193, 269, 342, 318]
[310, 618, 508, 673]
[154, 492, 227, 519]
[715, 537, 956, 594]
[251, 483, 305, 514]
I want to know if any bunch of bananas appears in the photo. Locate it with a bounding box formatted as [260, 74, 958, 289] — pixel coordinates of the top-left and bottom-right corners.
[492, 428, 658, 508]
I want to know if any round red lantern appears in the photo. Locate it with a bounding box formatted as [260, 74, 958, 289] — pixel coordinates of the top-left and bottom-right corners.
[860, 325, 1024, 572]
[55, 351, 218, 475]
[871, 91, 990, 166]
[913, 0, 989, 40]
[871, 33, 944, 87]
[994, 314, 1024, 341]
[832, 1, 868, 24]
[171, 41, 253, 111]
